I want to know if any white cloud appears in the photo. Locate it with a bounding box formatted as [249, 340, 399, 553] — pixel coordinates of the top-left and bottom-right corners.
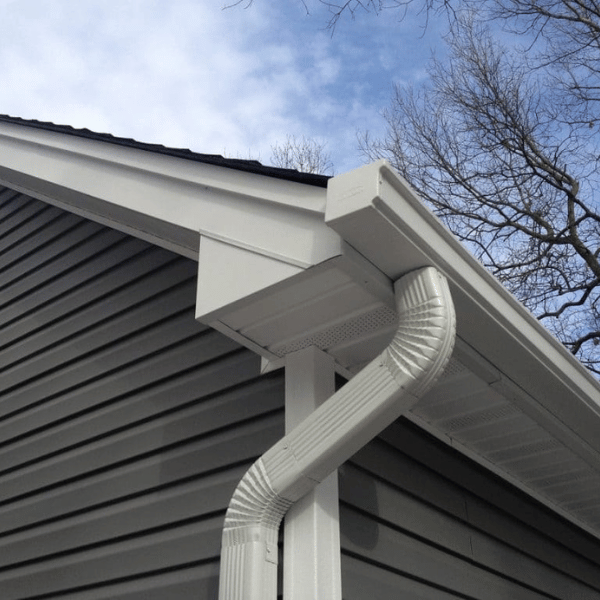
[0, 0, 444, 173]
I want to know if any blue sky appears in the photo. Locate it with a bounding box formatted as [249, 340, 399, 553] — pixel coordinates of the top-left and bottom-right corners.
[0, 0, 447, 174]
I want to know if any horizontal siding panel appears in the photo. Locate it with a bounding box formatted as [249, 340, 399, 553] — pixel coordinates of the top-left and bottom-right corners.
[350, 438, 469, 521]
[0, 197, 61, 251]
[0, 210, 90, 273]
[339, 463, 472, 556]
[0, 234, 151, 325]
[342, 554, 459, 600]
[0, 516, 223, 600]
[343, 420, 600, 599]
[22, 564, 222, 600]
[341, 505, 551, 600]
[0, 288, 197, 394]
[0, 466, 244, 569]
[380, 420, 600, 563]
[0, 374, 282, 503]
[0, 331, 243, 445]
[0, 350, 259, 470]
[0, 228, 136, 308]
[0, 410, 282, 533]
[0, 188, 23, 216]
[0, 246, 179, 347]
[0, 311, 221, 423]
[0, 260, 196, 369]
[466, 494, 600, 591]
[0, 217, 105, 286]
[468, 531, 595, 600]
[341, 464, 599, 599]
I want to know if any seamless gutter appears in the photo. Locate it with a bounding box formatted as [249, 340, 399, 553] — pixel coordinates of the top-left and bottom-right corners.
[326, 161, 600, 474]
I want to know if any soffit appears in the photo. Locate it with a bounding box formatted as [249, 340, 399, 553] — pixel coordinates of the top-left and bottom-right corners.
[412, 342, 600, 538]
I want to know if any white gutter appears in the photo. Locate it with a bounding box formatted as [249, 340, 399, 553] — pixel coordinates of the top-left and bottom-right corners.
[218, 266, 456, 600]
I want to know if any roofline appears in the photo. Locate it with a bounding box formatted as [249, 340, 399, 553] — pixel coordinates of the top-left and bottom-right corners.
[0, 117, 337, 263]
[0, 114, 330, 188]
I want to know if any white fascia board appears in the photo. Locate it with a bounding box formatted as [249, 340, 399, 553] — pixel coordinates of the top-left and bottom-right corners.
[0, 121, 339, 265]
[326, 160, 600, 466]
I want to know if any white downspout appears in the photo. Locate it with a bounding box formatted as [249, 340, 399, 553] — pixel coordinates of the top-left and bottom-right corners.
[218, 266, 456, 600]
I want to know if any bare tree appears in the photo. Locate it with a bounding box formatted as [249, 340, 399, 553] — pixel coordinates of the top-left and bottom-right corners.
[271, 135, 334, 174]
[362, 11, 600, 372]
[313, 1, 412, 29]
[229, 0, 600, 371]
[489, 1, 600, 118]
[224, 0, 435, 29]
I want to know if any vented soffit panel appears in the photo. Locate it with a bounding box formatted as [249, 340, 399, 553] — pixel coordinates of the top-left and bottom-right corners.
[411, 340, 600, 540]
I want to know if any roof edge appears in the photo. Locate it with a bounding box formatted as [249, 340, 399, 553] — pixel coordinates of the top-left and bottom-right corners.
[0, 114, 330, 187]
[0, 117, 336, 262]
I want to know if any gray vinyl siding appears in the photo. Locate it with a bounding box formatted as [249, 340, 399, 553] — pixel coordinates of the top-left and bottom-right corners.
[0, 189, 285, 599]
[4, 186, 600, 600]
[340, 418, 600, 600]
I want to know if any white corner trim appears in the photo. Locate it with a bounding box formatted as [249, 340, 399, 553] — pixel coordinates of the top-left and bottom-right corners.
[283, 347, 341, 600]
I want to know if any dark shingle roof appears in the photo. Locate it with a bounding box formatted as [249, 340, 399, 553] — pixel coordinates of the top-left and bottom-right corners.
[0, 115, 330, 188]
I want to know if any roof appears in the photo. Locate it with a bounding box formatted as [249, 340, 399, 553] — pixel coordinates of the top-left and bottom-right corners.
[0, 114, 330, 188]
[1, 116, 600, 541]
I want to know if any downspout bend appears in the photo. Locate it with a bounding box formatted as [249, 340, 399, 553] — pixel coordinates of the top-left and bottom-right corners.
[219, 266, 456, 600]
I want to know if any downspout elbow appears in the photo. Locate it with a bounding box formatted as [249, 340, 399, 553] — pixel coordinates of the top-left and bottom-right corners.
[219, 267, 456, 600]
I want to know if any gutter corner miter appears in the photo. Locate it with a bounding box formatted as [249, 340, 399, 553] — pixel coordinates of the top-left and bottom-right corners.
[218, 266, 456, 600]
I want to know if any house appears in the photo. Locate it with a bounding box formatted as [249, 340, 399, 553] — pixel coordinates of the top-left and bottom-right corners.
[0, 114, 599, 599]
